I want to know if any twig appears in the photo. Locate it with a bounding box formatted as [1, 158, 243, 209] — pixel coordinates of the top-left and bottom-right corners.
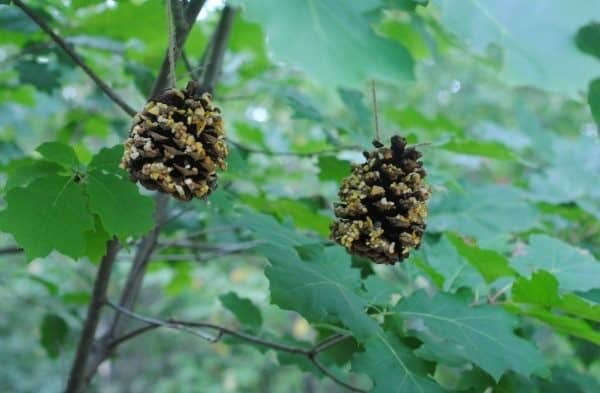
[104, 302, 365, 392]
[11, 0, 137, 117]
[166, 0, 178, 88]
[371, 80, 380, 142]
[181, 50, 201, 81]
[0, 245, 24, 255]
[65, 239, 120, 393]
[488, 282, 512, 304]
[230, 139, 361, 157]
[310, 357, 364, 393]
[150, 0, 206, 97]
[198, 6, 236, 93]
[308, 333, 349, 355]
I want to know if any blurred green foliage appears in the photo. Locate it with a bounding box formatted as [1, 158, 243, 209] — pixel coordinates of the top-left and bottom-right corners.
[0, 0, 599, 392]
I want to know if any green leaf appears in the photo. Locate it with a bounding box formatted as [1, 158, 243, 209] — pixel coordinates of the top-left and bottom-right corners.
[576, 22, 600, 59]
[244, 0, 414, 88]
[527, 136, 600, 220]
[362, 275, 397, 306]
[86, 170, 154, 240]
[588, 78, 600, 127]
[88, 145, 125, 175]
[428, 184, 539, 246]
[446, 233, 516, 283]
[539, 367, 600, 393]
[0, 175, 94, 260]
[268, 198, 331, 236]
[61, 291, 92, 306]
[36, 142, 80, 169]
[125, 61, 155, 97]
[236, 210, 317, 249]
[265, 245, 378, 339]
[508, 304, 600, 345]
[422, 234, 486, 292]
[318, 155, 351, 182]
[165, 263, 193, 296]
[512, 270, 559, 307]
[284, 89, 324, 121]
[440, 139, 516, 160]
[15, 59, 61, 92]
[338, 87, 372, 130]
[40, 313, 69, 358]
[352, 333, 444, 393]
[27, 274, 59, 295]
[559, 293, 600, 322]
[2, 158, 63, 193]
[512, 235, 600, 292]
[433, 0, 599, 95]
[219, 292, 263, 330]
[83, 216, 111, 264]
[396, 291, 547, 380]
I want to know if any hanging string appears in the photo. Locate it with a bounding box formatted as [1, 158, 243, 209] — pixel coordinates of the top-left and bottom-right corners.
[371, 80, 381, 142]
[166, 0, 177, 88]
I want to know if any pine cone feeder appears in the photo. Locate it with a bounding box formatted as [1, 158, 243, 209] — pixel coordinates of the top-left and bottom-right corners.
[331, 136, 430, 264]
[121, 81, 228, 201]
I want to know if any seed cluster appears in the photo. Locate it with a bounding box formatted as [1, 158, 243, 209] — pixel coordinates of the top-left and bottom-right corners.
[331, 136, 430, 264]
[121, 81, 227, 201]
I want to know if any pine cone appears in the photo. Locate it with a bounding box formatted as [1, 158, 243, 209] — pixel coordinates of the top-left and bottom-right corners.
[121, 81, 227, 201]
[331, 136, 430, 264]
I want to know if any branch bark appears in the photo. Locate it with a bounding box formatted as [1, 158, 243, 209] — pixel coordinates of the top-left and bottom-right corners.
[64, 240, 119, 393]
[82, 4, 237, 387]
[198, 6, 236, 93]
[150, 0, 206, 97]
[12, 0, 137, 117]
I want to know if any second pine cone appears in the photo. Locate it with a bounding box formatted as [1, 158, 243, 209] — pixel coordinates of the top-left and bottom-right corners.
[331, 136, 430, 264]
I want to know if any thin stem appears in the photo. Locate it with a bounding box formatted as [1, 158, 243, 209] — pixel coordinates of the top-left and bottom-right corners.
[199, 6, 236, 94]
[371, 80, 380, 141]
[181, 50, 201, 81]
[230, 139, 361, 157]
[65, 239, 119, 393]
[150, 0, 206, 97]
[0, 245, 24, 255]
[310, 357, 366, 393]
[107, 324, 159, 350]
[104, 302, 366, 392]
[309, 334, 350, 355]
[166, 0, 178, 88]
[11, 0, 137, 117]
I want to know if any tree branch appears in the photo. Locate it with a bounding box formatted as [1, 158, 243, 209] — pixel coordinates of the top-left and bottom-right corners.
[65, 239, 120, 393]
[82, 4, 236, 385]
[150, 0, 206, 97]
[11, 0, 137, 117]
[198, 6, 236, 93]
[105, 301, 365, 392]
